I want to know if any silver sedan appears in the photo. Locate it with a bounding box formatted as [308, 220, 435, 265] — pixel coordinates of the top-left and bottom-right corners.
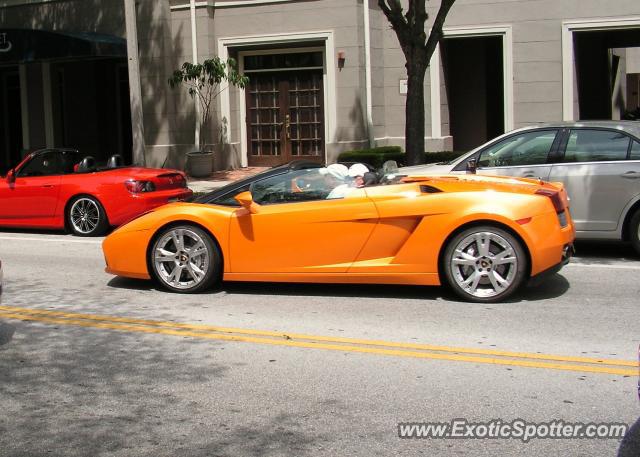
[401, 121, 640, 254]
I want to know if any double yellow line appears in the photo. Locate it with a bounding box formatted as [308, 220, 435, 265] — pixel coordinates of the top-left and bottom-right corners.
[0, 305, 637, 376]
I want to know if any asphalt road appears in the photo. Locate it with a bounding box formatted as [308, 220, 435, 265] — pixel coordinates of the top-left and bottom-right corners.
[0, 231, 638, 457]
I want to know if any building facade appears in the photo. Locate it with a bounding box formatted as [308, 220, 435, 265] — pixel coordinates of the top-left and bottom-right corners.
[0, 0, 639, 173]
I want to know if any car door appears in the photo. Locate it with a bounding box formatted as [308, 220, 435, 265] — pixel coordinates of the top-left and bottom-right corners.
[0, 151, 63, 220]
[452, 129, 560, 180]
[548, 128, 638, 232]
[228, 168, 378, 273]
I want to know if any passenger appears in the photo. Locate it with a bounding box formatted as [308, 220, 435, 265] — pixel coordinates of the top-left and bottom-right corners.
[348, 163, 370, 188]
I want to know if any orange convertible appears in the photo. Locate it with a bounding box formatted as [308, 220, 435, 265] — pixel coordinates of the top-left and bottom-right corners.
[102, 162, 575, 303]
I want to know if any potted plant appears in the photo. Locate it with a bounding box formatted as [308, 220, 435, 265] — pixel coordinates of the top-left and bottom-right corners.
[168, 57, 248, 177]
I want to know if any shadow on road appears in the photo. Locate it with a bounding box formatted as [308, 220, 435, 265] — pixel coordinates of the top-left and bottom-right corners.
[517, 273, 571, 302]
[0, 320, 238, 456]
[108, 273, 571, 304]
[0, 227, 68, 236]
[574, 240, 640, 263]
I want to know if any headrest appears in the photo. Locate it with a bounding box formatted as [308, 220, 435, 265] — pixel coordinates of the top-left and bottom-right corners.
[77, 156, 96, 173]
[107, 154, 124, 168]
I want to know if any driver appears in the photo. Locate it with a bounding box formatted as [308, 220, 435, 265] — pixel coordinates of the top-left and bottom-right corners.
[320, 163, 349, 199]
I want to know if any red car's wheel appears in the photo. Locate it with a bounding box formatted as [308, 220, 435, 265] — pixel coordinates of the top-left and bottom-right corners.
[443, 225, 528, 303]
[149, 225, 221, 293]
[66, 196, 109, 237]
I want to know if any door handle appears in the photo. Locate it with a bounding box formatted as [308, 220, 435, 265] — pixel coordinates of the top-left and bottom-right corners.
[621, 171, 640, 179]
[284, 114, 291, 140]
[522, 172, 536, 178]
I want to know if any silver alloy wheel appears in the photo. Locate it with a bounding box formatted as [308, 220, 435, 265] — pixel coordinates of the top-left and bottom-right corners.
[449, 231, 518, 299]
[153, 228, 210, 290]
[70, 198, 101, 235]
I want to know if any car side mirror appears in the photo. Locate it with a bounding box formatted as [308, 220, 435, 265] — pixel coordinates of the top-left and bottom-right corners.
[466, 158, 477, 174]
[6, 169, 15, 184]
[234, 191, 260, 214]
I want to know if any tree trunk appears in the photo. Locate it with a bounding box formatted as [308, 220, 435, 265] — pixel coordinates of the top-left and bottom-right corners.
[405, 53, 428, 166]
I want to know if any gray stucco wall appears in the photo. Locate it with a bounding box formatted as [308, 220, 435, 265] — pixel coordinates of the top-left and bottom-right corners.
[2, 0, 640, 168]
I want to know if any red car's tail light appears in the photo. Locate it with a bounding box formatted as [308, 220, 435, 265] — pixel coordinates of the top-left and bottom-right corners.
[125, 180, 156, 193]
[535, 188, 564, 213]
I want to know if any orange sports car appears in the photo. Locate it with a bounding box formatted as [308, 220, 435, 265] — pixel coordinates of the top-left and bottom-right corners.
[102, 161, 575, 303]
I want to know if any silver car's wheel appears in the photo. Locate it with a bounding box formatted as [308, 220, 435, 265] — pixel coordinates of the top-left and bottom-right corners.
[150, 225, 219, 293]
[67, 196, 108, 236]
[444, 226, 527, 303]
[629, 209, 640, 256]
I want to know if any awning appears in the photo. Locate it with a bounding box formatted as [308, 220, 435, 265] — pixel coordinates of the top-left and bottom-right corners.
[0, 29, 127, 64]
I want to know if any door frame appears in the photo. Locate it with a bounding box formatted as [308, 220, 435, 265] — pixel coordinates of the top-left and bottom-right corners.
[217, 31, 336, 167]
[562, 17, 640, 121]
[429, 25, 514, 138]
[239, 47, 325, 167]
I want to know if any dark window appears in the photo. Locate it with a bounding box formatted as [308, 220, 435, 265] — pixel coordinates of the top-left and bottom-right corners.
[477, 130, 557, 168]
[211, 185, 250, 207]
[563, 129, 630, 163]
[60, 151, 86, 174]
[244, 52, 323, 72]
[631, 140, 640, 160]
[17, 151, 64, 177]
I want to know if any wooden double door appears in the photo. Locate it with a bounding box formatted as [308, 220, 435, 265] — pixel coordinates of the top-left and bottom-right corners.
[246, 70, 325, 166]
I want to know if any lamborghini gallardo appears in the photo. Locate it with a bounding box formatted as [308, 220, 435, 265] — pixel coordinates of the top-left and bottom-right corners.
[102, 161, 575, 303]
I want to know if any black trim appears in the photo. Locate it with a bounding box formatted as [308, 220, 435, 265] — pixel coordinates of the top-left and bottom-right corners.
[553, 128, 570, 163]
[527, 243, 574, 287]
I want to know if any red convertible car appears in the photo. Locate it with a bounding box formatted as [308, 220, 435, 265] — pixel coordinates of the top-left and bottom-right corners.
[0, 148, 192, 236]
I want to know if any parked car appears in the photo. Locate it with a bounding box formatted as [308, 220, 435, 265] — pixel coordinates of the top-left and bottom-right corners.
[0, 148, 192, 236]
[103, 161, 575, 303]
[400, 121, 640, 254]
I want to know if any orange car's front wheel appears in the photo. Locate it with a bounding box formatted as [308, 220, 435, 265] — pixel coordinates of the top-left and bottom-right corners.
[443, 225, 528, 303]
[149, 224, 221, 293]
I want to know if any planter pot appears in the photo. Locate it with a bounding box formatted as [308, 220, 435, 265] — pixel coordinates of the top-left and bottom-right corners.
[186, 151, 214, 178]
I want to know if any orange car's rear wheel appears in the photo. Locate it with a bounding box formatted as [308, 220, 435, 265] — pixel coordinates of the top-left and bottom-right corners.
[443, 225, 527, 303]
[149, 225, 221, 293]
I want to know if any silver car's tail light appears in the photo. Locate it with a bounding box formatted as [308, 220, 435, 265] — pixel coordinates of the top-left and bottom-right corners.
[535, 189, 565, 213]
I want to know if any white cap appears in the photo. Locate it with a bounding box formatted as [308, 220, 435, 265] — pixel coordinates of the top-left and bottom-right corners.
[320, 163, 349, 180]
[348, 163, 369, 178]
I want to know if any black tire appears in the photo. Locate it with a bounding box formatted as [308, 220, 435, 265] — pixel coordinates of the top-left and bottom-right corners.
[629, 209, 640, 256]
[148, 224, 221, 294]
[443, 225, 528, 303]
[66, 196, 109, 237]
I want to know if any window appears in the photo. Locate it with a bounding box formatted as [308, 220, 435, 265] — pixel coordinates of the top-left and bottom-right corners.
[211, 185, 250, 207]
[252, 169, 339, 205]
[17, 152, 63, 177]
[631, 141, 640, 160]
[60, 151, 86, 174]
[243, 52, 323, 72]
[563, 129, 630, 163]
[477, 130, 557, 168]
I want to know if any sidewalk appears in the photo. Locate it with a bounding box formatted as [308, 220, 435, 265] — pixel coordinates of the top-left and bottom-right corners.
[187, 167, 268, 193]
